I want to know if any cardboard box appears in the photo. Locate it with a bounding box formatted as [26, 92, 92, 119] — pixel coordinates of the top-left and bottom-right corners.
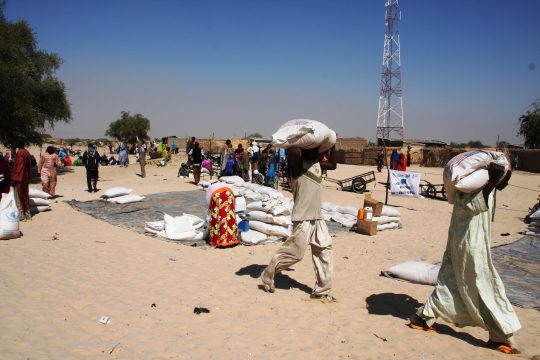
[357, 219, 378, 236]
[363, 194, 383, 217]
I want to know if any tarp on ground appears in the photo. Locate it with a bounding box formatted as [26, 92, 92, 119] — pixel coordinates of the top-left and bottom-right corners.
[67, 190, 348, 247]
[491, 234, 540, 310]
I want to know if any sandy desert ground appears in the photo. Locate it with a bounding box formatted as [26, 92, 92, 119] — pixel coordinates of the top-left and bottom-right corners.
[0, 145, 539, 360]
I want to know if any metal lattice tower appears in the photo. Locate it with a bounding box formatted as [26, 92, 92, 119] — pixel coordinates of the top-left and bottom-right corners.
[377, 0, 404, 143]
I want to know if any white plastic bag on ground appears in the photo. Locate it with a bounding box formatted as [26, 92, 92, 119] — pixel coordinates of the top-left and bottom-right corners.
[101, 187, 133, 198]
[0, 188, 21, 240]
[271, 119, 337, 152]
[387, 261, 441, 285]
[30, 198, 51, 206]
[443, 151, 509, 204]
[107, 194, 145, 204]
[29, 188, 51, 199]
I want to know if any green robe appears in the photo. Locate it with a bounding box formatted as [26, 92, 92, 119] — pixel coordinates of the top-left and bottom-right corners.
[418, 190, 521, 342]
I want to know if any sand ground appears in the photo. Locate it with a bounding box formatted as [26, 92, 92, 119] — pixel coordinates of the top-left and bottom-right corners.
[0, 145, 539, 360]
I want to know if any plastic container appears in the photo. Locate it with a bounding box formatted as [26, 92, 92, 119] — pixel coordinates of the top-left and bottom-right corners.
[364, 206, 373, 221]
[357, 208, 365, 221]
[238, 219, 250, 232]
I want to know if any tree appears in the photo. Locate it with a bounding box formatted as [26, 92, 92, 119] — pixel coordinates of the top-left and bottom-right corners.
[0, 9, 71, 146]
[105, 111, 151, 177]
[246, 132, 263, 139]
[518, 100, 540, 149]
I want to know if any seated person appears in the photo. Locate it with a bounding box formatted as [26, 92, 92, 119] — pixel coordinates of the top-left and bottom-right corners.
[100, 154, 109, 165]
[109, 156, 118, 165]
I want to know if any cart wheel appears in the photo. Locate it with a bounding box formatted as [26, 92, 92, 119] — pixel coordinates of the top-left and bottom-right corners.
[426, 185, 437, 199]
[441, 186, 447, 200]
[352, 178, 367, 193]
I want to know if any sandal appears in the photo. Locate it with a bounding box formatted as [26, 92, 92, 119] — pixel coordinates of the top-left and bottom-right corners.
[486, 341, 521, 356]
[310, 294, 337, 303]
[408, 314, 439, 333]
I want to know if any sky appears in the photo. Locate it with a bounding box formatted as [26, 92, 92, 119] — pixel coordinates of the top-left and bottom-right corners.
[5, 0, 540, 145]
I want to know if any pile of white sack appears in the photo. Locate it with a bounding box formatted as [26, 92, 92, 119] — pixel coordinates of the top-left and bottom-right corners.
[100, 187, 145, 204]
[209, 176, 293, 245]
[443, 150, 509, 204]
[145, 213, 207, 242]
[0, 188, 21, 240]
[271, 119, 337, 152]
[29, 188, 52, 214]
[321, 201, 401, 231]
[526, 209, 540, 236]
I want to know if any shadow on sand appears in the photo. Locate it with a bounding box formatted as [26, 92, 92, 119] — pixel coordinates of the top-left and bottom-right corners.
[236, 264, 312, 295]
[365, 293, 486, 348]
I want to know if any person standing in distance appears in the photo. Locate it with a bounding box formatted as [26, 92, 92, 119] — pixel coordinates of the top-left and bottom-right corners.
[82, 143, 100, 192]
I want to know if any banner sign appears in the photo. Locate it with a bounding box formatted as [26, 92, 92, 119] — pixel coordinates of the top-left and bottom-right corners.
[389, 170, 422, 198]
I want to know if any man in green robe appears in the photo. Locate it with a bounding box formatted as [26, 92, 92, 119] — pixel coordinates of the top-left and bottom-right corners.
[409, 163, 521, 355]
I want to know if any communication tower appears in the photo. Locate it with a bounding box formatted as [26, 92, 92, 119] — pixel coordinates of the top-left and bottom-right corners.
[376, 0, 404, 144]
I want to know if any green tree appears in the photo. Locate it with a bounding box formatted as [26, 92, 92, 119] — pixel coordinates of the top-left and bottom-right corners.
[466, 140, 486, 148]
[0, 9, 71, 146]
[518, 100, 540, 149]
[105, 111, 151, 177]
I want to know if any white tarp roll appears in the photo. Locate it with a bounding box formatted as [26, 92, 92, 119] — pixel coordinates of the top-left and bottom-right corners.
[389, 170, 422, 198]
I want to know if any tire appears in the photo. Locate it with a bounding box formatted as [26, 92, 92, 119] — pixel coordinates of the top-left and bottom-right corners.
[441, 186, 447, 200]
[352, 178, 367, 193]
[426, 185, 437, 199]
[253, 173, 264, 185]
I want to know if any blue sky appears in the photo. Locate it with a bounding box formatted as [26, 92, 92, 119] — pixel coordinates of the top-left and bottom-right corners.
[5, 0, 540, 145]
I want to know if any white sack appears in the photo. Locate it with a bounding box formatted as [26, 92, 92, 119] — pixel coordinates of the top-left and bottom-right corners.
[205, 182, 230, 206]
[377, 222, 399, 231]
[249, 220, 291, 237]
[101, 187, 132, 199]
[107, 194, 145, 204]
[443, 151, 509, 204]
[30, 198, 51, 206]
[372, 216, 400, 225]
[454, 169, 489, 193]
[320, 209, 333, 221]
[529, 209, 540, 219]
[247, 210, 292, 226]
[271, 119, 337, 152]
[321, 201, 337, 212]
[219, 175, 245, 185]
[388, 261, 441, 285]
[0, 188, 21, 240]
[335, 205, 359, 217]
[381, 205, 400, 217]
[240, 229, 268, 245]
[145, 220, 164, 232]
[331, 213, 357, 228]
[28, 188, 51, 199]
[30, 205, 51, 214]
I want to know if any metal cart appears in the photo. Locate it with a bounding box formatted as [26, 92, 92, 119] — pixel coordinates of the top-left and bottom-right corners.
[323, 171, 376, 194]
[420, 180, 447, 200]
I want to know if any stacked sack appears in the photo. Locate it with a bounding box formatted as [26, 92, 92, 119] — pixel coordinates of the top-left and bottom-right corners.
[29, 188, 52, 214]
[443, 150, 509, 204]
[100, 187, 145, 204]
[526, 209, 540, 236]
[217, 176, 293, 245]
[321, 202, 401, 231]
